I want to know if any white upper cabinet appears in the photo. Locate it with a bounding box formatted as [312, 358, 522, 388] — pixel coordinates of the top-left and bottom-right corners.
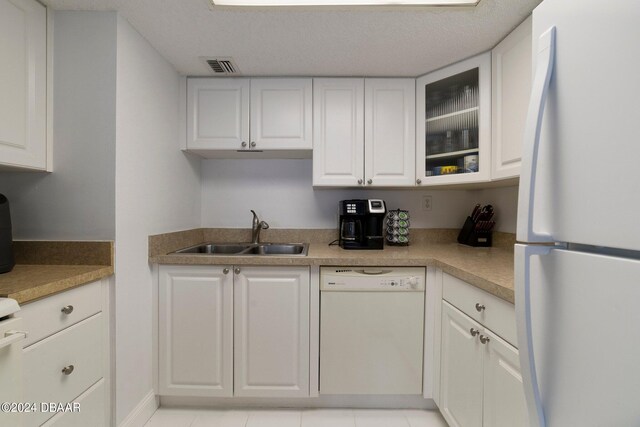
[364, 79, 416, 187]
[0, 0, 48, 171]
[186, 78, 312, 157]
[312, 78, 364, 186]
[491, 16, 532, 180]
[313, 78, 415, 187]
[416, 53, 491, 186]
[250, 78, 313, 151]
[187, 78, 250, 152]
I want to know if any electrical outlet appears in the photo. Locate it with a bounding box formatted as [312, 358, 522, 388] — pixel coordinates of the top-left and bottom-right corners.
[422, 195, 432, 211]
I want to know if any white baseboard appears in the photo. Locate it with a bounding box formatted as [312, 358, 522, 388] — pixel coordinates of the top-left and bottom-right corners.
[160, 395, 437, 410]
[119, 391, 158, 427]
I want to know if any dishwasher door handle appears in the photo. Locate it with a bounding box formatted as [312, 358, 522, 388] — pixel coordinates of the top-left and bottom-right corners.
[0, 330, 27, 350]
[360, 269, 390, 275]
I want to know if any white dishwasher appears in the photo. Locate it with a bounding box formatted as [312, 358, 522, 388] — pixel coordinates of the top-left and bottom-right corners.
[0, 298, 26, 427]
[320, 267, 425, 395]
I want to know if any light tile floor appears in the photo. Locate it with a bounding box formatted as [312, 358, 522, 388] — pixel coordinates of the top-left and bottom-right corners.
[145, 408, 448, 427]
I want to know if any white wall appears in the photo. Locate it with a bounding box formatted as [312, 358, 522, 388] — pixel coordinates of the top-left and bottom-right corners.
[114, 15, 201, 426]
[0, 12, 117, 240]
[201, 159, 518, 233]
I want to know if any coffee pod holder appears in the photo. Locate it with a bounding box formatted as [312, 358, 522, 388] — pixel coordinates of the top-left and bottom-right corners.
[385, 209, 410, 246]
[457, 216, 493, 247]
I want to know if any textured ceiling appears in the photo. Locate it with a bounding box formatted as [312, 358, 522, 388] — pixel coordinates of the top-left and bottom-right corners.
[43, 0, 541, 77]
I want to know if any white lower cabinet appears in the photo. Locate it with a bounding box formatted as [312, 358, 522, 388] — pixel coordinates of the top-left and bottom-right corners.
[482, 329, 528, 427]
[439, 298, 527, 427]
[159, 265, 310, 398]
[440, 302, 484, 427]
[159, 265, 233, 397]
[20, 280, 109, 427]
[234, 266, 309, 397]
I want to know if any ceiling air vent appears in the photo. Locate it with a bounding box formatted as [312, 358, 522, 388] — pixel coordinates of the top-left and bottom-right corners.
[202, 57, 240, 75]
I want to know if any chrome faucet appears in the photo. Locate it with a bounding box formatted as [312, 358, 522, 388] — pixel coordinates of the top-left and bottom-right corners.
[250, 210, 269, 244]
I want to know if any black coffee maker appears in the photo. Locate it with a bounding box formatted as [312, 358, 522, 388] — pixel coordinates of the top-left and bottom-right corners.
[339, 199, 386, 250]
[0, 194, 14, 274]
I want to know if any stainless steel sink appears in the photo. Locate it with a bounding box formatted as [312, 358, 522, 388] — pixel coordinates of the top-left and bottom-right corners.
[174, 244, 251, 255]
[172, 242, 308, 256]
[241, 244, 307, 255]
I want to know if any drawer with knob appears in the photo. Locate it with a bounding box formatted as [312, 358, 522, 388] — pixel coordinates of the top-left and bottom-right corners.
[20, 280, 102, 347]
[23, 313, 103, 427]
[442, 273, 516, 346]
[40, 379, 106, 427]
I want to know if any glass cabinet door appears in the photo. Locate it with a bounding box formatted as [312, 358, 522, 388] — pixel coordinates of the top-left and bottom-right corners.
[425, 69, 479, 175]
[416, 53, 491, 185]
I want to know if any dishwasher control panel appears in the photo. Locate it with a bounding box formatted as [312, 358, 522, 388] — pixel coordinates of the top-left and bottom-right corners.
[320, 267, 425, 291]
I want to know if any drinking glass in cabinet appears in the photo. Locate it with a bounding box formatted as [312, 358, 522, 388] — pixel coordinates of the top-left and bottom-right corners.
[424, 68, 480, 176]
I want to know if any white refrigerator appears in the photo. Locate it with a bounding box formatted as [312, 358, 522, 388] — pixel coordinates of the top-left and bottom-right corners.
[516, 0, 640, 426]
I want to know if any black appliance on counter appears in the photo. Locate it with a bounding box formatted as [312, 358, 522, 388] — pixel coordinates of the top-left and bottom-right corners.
[0, 194, 14, 273]
[339, 199, 386, 250]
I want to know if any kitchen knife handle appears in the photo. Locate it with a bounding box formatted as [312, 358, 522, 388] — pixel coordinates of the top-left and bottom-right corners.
[471, 204, 480, 220]
[517, 26, 556, 243]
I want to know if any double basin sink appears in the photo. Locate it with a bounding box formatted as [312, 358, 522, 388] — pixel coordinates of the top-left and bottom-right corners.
[172, 242, 309, 256]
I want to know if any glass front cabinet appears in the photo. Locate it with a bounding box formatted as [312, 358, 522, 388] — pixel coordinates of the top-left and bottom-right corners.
[416, 53, 491, 186]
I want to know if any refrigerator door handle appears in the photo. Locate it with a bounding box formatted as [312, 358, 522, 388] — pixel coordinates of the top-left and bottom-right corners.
[515, 244, 552, 427]
[517, 27, 556, 243]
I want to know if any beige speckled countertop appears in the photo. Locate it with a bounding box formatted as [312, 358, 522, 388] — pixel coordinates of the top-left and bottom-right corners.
[150, 229, 515, 303]
[0, 241, 114, 304]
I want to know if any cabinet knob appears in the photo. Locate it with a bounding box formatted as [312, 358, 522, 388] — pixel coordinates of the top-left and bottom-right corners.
[251, 141, 256, 147]
[479, 335, 490, 344]
[367, 179, 373, 185]
[357, 179, 363, 185]
[416, 179, 422, 184]
[61, 365, 74, 375]
[223, 268, 229, 275]
[234, 267, 241, 274]
[61, 305, 74, 315]
[469, 328, 480, 337]
[241, 141, 247, 147]
[475, 303, 486, 312]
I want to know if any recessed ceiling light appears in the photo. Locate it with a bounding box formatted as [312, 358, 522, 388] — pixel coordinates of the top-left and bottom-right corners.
[211, 0, 479, 6]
